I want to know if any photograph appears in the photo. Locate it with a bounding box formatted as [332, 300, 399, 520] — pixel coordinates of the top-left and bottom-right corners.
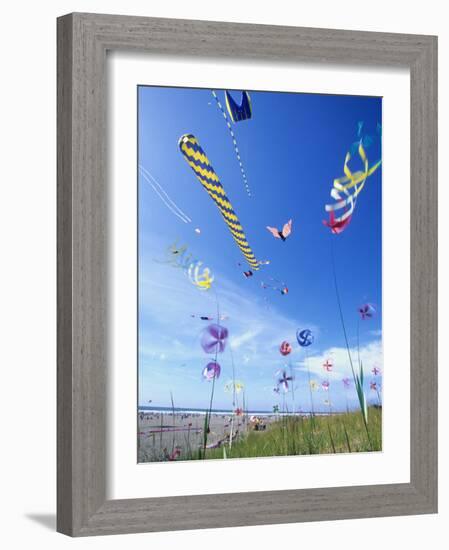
[137, 85, 383, 463]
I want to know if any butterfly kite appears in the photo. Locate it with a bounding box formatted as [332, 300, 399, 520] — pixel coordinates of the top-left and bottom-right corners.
[266, 219, 292, 241]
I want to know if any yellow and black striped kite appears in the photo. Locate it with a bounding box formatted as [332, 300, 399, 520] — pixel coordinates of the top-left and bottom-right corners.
[178, 133, 260, 271]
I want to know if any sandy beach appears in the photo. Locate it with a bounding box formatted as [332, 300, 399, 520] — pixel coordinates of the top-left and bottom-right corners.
[138, 411, 276, 462]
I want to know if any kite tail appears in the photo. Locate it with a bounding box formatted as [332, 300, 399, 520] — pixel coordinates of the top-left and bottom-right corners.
[179, 133, 260, 271]
[211, 90, 252, 198]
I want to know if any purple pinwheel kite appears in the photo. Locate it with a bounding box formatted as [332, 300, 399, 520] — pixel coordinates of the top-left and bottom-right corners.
[200, 324, 229, 354]
[278, 370, 293, 392]
[358, 303, 376, 320]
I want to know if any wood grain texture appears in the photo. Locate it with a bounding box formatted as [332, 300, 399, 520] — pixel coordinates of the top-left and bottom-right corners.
[57, 12, 438, 536]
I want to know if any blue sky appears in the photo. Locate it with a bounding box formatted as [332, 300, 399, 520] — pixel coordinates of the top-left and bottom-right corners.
[138, 86, 382, 413]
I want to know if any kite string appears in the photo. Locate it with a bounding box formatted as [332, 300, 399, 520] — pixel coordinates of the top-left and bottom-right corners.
[139, 165, 192, 223]
[304, 348, 315, 423]
[140, 164, 192, 222]
[211, 90, 252, 198]
[202, 287, 221, 457]
[330, 236, 373, 450]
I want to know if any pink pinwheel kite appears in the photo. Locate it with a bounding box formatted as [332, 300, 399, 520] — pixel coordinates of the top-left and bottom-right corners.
[322, 359, 333, 372]
[202, 361, 221, 381]
[200, 324, 229, 354]
[279, 341, 292, 356]
[322, 381, 330, 391]
[370, 381, 378, 391]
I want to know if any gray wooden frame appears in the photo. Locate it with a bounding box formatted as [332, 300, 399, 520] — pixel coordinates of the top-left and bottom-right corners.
[57, 12, 438, 537]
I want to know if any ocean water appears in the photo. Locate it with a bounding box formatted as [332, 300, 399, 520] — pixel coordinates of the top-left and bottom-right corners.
[138, 405, 332, 416]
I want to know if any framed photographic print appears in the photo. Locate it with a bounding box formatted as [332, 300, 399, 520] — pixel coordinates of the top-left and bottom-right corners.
[57, 13, 437, 536]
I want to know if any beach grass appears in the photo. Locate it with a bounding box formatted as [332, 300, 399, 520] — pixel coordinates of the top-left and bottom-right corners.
[203, 407, 382, 460]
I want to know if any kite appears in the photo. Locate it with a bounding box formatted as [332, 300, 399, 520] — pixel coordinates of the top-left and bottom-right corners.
[350, 121, 382, 155]
[266, 219, 292, 241]
[179, 133, 260, 270]
[261, 278, 288, 295]
[272, 405, 280, 414]
[322, 359, 333, 372]
[191, 314, 228, 321]
[342, 377, 351, 389]
[309, 380, 319, 391]
[211, 90, 252, 197]
[200, 324, 229, 354]
[158, 241, 214, 291]
[323, 135, 381, 234]
[139, 164, 192, 224]
[224, 380, 245, 394]
[358, 303, 376, 320]
[224, 90, 252, 122]
[370, 381, 378, 391]
[191, 315, 214, 321]
[322, 381, 330, 391]
[279, 341, 292, 356]
[187, 261, 214, 290]
[202, 361, 221, 381]
[277, 370, 294, 392]
[372, 366, 381, 376]
[297, 329, 314, 347]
